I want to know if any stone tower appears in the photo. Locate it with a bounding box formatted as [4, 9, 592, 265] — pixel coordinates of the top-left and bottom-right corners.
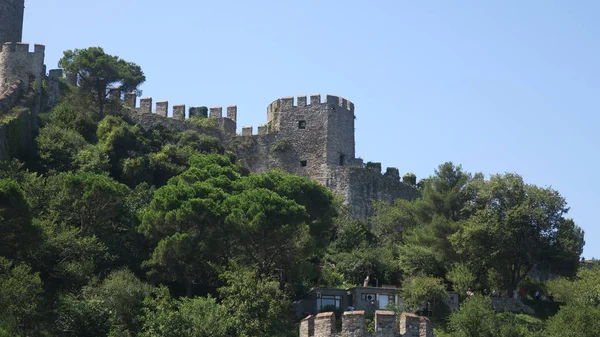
[236, 94, 419, 218]
[265, 95, 363, 184]
[0, 0, 25, 45]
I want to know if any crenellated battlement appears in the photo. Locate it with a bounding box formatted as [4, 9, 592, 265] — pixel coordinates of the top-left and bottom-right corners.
[0, 2, 421, 219]
[0, 42, 45, 54]
[0, 42, 45, 92]
[300, 311, 433, 337]
[267, 94, 354, 115]
[113, 90, 237, 135]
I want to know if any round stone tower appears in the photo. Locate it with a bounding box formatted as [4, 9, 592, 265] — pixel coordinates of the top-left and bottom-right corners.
[0, 0, 25, 45]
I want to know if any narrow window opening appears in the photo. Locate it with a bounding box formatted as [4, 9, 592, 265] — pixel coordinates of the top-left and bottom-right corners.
[300, 160, 307, 167]
[339, 154, 345, 166]
[298, 120, 306, 129]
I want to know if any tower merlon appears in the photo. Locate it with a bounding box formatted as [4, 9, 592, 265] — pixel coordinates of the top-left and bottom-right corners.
[140, 97, 152, 113]
[257, 124, 267, 135]
[227, 105, 237, 122]
[242, 126, 253, 136]
[297, 95, 307, 106]
[310, 94, 321, 105]
[189, 106, 208, 118]
[48, 69, 63, 79]
[156, 100, 168, 117]
[280, 96, 294, 110]
[173, 104, 185, 120]
[109, 87, 121, 100]
[384, 167, 400, 180]
[210, 106, 222, 118]
[124, 92, 137, 108]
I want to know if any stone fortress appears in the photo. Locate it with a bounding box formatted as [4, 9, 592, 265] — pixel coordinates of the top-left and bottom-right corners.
[300, 310, 433, 337]
[0, 0, 419, 218]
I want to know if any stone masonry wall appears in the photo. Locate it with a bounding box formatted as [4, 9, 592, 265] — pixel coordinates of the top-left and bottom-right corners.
[0, 42, 45, 94]
[327, 166, 420, 218]
[265, 95, 331, 184]
[325, 96, 356, 167]
[300, 311, 433, 337]
[0, 80, 24, 114]
[0, 0, 25, 45]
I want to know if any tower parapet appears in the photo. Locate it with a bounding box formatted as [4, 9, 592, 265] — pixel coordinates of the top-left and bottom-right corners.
[266, 94, 354, 133]
[0, 42, 45, 93]
[299, 311, 433, 337]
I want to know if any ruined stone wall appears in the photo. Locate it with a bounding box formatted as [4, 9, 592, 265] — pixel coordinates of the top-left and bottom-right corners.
[327, 166, 419, 218]
[300, 311, 433, 337]
[0, 0, 25, 45]
[0, 42, 45, 95]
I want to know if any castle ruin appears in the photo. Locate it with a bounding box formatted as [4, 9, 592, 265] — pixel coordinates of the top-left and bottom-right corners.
[0, 0, 419, 218]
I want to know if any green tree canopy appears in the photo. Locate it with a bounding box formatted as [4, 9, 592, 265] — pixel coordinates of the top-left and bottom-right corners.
[58, 47, 145, 115]
[451, 173, 585, 296]
[0, 178, 41, 261]
[218, 268, 292, 337]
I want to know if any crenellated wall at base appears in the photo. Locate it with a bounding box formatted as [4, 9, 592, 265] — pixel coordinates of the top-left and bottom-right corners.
[300, 311, 433, 337]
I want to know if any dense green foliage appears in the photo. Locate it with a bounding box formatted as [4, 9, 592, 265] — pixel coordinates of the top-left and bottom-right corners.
[58, 47, 145, 115]
[0, 48, 593, 336]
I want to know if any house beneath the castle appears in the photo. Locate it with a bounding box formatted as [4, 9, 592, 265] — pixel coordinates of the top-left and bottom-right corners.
[294, 285, 459, 318]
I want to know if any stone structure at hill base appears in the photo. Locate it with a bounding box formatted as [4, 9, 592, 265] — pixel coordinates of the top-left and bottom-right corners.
[0, 0, 419, 218]
[301, 310, 433, 337]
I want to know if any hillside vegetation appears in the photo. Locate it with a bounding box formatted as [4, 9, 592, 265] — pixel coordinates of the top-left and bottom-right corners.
[0, 48, 596, 337]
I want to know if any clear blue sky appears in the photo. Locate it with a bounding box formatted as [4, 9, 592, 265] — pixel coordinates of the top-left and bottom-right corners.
[25, 0, 599, 258]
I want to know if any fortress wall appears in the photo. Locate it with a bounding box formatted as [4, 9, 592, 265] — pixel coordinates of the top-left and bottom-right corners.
[114, 91, 237, 135]
[327, 165, 419, 218]
[0, 80, 24, 114]
[233, 132, 307, 177]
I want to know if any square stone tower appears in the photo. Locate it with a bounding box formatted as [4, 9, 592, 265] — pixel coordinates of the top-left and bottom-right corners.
[265, 95, 361, 184]
[0, 0, 25, 45]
